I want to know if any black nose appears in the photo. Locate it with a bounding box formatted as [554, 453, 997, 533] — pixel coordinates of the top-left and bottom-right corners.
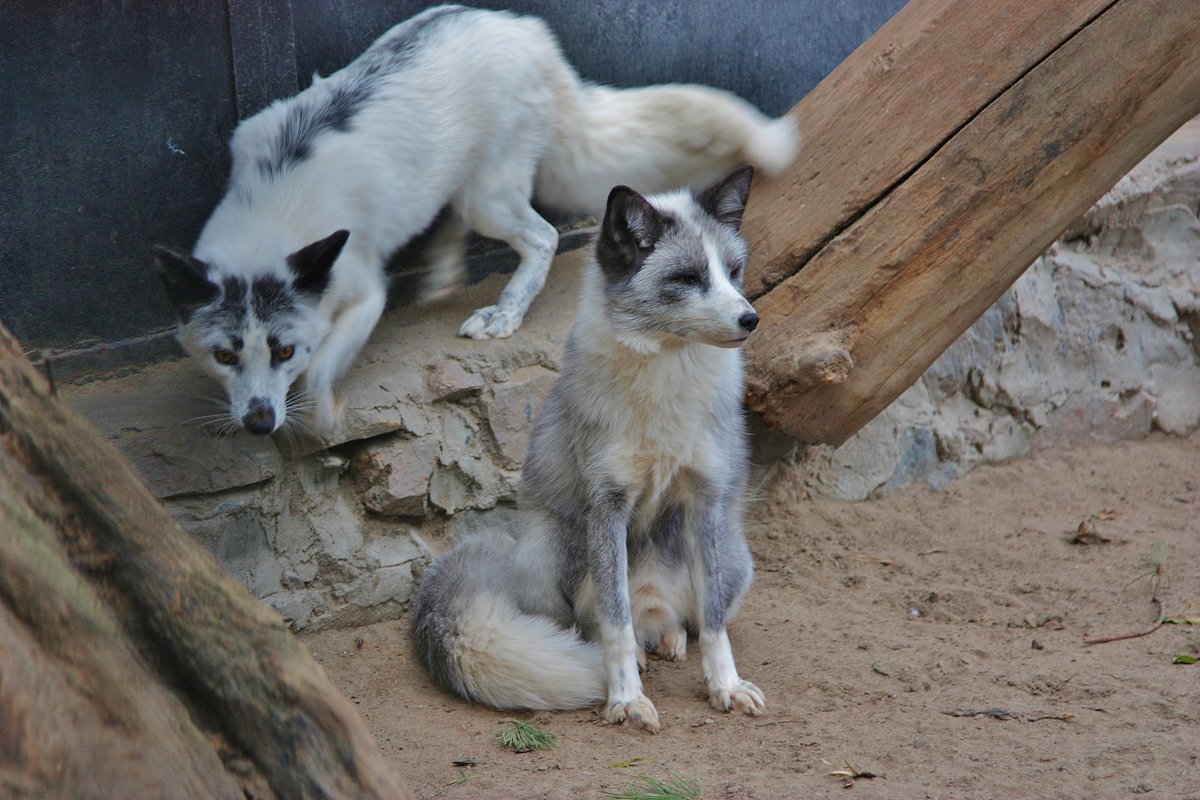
[738, 311, 759, 333]
[242, 402, 275, 436]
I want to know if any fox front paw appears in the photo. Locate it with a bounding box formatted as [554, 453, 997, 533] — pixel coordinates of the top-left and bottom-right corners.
[309, 391, 343, 438]
[604, 693, 661, 733]
[458, 305, 522, 339]
[708, 680, 766, 716]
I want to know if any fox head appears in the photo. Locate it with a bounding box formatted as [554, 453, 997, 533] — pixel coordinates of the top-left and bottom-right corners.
[594, 165, 759, 352]
[153, 230, 348, 435]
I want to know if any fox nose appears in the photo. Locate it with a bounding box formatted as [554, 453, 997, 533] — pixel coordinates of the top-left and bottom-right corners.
[738, 311, 760, 333]
[242, 401, 275, 436]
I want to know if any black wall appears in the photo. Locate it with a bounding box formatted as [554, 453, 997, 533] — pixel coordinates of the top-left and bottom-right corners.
[0, 0, 905, 364]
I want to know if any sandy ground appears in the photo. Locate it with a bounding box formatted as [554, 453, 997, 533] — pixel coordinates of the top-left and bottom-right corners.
[304, 432, 1200, 800]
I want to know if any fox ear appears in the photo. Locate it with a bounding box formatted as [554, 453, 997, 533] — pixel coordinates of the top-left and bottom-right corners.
[598, 186, 663, 277]
[697, 165, 755, 230]
[153, 246, 218, 321]
[288, 229, 349, 296]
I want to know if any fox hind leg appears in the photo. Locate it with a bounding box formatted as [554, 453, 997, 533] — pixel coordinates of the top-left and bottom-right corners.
[457, 198, 557, 339]
[456, 126, 558, 340]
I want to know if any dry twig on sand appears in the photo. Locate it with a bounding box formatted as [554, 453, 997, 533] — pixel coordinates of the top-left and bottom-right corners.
[824, 758, 885, 788]
[942, 707, 1074, 723]
[1085, 561, 1166, 645]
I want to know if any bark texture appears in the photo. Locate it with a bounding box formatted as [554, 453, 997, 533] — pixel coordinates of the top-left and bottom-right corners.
[0, 322, 412, 799]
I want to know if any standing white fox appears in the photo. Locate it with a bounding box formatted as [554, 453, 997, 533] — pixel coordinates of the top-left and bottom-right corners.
[154, 5, 797, 436]
[413, 166, 765, 732]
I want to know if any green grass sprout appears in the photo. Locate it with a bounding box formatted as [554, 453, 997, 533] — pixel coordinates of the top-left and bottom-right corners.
[606, 772, 702, 800]
[494, 720, 557, 753]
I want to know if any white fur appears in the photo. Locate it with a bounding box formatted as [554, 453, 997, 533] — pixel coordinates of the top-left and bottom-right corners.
[575, 262, 748, 500]
[186, 6, 797, 434]
[700, 629, 765, 715]
[450, 594, 606, 711]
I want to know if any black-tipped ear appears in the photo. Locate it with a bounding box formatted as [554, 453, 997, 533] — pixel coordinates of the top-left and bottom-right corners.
[697, 165, 755, 230]
[288, 229, 349, 296]
[597, 186, 663, 277]
[153, 246, 218, 322]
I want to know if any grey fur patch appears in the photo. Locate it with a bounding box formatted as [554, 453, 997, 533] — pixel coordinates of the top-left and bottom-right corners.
[412, 533, 526, 701]
[258, 82, 368, 176]
[250, 275, 294, 322]
[200, 276, 249, 335]
[644, 503, 686, 565]
[258, 5, 471, 177]
[584, 487, 634, 625]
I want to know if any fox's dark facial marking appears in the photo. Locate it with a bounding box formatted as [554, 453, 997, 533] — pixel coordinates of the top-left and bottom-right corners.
[242, 397, 276, 436]
[667, 265, 710, 291]
[598, 186, 670, 280]
[696, 165, 754, 231]
[153, 247, 220, 322]
[213, 276, 249, 328]
[287, 229, 349, 297]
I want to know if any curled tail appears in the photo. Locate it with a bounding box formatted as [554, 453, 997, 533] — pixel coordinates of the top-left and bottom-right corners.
[412, 537, 605, 710]
[535, 73, 800, 213]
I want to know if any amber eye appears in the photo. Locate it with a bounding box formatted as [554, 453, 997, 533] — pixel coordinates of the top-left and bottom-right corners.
[273, 345, 295, 362]
[730, 267, 742, 281]
[213, 348, 237, 366]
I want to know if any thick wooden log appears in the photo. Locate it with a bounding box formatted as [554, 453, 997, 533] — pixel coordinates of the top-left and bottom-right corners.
[743, 0, 1200, 445]
[0, 322, 412, 799]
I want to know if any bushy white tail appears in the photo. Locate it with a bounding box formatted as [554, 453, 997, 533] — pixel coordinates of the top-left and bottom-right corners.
[444, 594, 605, 710]
[535, 77, 800, 214]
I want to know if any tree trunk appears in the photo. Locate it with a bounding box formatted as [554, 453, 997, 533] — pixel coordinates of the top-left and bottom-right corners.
[743, 0, 1200, 445]
[0, 321, 411, 799]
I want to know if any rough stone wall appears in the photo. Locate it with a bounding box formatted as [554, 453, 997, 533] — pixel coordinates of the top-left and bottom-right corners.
[60, 121, 1200, 630]
[64, 260, 584, 630]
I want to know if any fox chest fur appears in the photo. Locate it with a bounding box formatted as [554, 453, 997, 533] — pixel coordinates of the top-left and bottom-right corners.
[589, 340, 746, 528]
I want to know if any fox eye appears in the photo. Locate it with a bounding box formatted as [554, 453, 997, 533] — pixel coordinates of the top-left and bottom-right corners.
[670, 272, 704, 287]
[729, 266, 742, 281]
[273, 345, 295, 362]
[213, 348, 237, 366]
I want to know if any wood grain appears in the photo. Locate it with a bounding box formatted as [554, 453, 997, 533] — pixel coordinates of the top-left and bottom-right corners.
[744, 0, 1200, 445]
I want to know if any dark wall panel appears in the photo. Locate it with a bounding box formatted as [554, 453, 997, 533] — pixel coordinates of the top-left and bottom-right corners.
[0, 0, 905, 360]
[0, 1, 236, 351]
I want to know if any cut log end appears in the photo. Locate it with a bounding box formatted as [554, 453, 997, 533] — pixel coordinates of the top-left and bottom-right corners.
[746, 332, 854, 412]
[791, 345, 855, 386]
